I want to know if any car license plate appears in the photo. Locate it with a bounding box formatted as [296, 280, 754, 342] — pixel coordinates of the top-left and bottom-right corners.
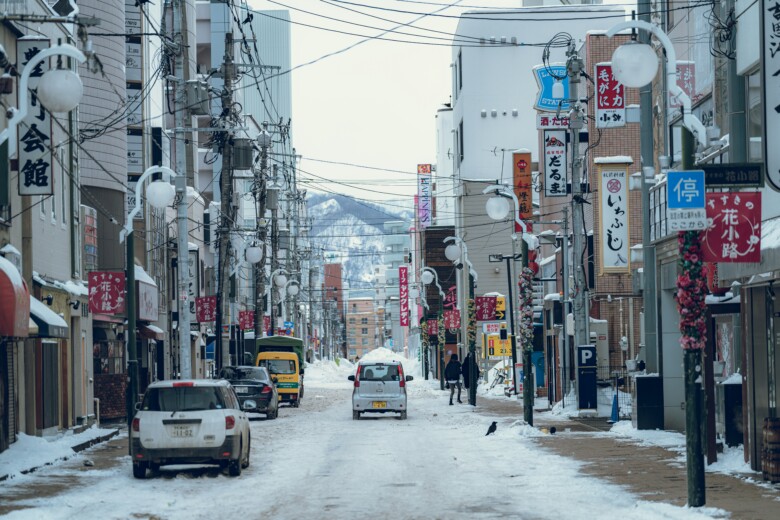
[172, 425, 193, 437]
[372, 402, 387, 409]
[235, 386, 248, 394]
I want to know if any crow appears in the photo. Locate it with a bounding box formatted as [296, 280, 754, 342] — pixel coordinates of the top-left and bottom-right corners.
[549, 426, 557, 435]
[135, 0, 154, 7]
[242, 13, 253, 25]
[485, 421, 497, 436]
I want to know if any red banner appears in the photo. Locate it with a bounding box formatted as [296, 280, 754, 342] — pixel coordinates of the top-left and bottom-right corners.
[443, 309, 461, 330]
[426, 319, 438, 336]
[702, 192, 761, 263]
[263, 315, 271, 335]
[195, 295, 217, 323]
[513, 151, 533, 233]
[238, 310, 254, 331]
[399, 266, 409, 326]
[88, 271, 125, 315]
[475, 296, 497, 321]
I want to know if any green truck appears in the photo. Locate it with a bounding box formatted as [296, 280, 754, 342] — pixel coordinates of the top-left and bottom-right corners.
[245, 336, 305, 367]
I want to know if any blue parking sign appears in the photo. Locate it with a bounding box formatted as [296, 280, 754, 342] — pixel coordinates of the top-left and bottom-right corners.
[667, 170, 705, 209]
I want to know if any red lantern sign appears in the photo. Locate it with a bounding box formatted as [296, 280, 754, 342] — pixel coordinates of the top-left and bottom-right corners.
[475, 296, 496, 321]
[702, 192, 761, 263]
[88, 271, 126, 315]
[195, 295, 217, 323]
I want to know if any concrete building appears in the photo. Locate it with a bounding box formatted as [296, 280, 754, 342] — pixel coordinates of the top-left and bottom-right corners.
[346, 297, 383, 361]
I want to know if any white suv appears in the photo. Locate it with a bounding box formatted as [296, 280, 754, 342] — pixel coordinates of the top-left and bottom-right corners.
[130, 379, 251, 478]
[348, 361, 413, 420]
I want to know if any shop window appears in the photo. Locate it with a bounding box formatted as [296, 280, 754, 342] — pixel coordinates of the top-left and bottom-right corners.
[747, 70, 762, 162]
[93, 340, 124, 374]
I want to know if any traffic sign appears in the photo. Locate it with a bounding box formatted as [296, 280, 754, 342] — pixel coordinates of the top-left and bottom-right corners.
[666, 170, 707, 231]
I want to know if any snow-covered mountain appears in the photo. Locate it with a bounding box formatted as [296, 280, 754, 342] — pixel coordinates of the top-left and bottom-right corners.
[307, 193, 411, 289]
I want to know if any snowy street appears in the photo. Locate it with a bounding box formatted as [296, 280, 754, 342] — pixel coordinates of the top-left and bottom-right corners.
[0, 351, 772, 519]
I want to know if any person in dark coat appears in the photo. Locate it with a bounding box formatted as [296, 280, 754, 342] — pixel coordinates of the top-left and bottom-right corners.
[461, 352, 481, 390]
[444, 353, 462, 405]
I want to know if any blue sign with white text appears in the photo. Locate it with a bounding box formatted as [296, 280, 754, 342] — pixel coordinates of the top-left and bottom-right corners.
[533, 64, 570, 112]
[667, 170, 705, 209]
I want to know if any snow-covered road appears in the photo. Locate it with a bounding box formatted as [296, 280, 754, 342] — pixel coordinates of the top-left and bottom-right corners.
[0, 350, 727, 519]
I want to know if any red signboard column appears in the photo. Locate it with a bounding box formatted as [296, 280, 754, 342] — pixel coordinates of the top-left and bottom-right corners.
[399, 266, 409, 326]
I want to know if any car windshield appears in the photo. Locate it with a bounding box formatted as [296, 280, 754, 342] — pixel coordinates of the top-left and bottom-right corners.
[141, 386, 226, 412]
[261, 359, 296, 375]
[360, 364, 400, 382]
[219, 367, 268, 382]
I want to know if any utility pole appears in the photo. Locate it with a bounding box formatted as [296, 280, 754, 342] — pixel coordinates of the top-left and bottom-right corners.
[173, 0, 194, 378]
[561, 207, 570, 405]
[269, 165, 280, 335]
[214, 32, 236, 369]
[254, 124, 271, 340]
[566, 42, 590, 352]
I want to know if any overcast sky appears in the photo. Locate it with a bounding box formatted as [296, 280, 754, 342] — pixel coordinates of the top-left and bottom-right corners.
[247, 0, 632, 209]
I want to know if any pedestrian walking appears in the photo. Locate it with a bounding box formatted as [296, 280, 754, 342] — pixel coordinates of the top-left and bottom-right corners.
[444, 353, 462, 405]
[462, 352, 481, 390]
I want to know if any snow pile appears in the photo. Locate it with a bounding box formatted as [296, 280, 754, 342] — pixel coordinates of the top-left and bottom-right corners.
[0, 426, 116, 480]
[359, 347, 421, 377]
[608, 420, 686, 451]
[304, 358, 355, 389]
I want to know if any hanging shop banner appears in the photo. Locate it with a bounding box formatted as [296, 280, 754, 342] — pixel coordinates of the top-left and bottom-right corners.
[427, 318, 438, 336]
[599, 165, 630, 273]
[670, 61, 696, 110]
[399, 266, 409, 327]
[762, 2, 780, 190]
[88, 271, 126, 315]
[475, 296, 497, 321]
[543, 130, 568, 197]
[263, 315, 271, 335]
[195, 295, 217, 323]
[417, 164, 432, 228]
[443, 309, 461, 330]
[238, 310, 254, 331]
[594, 63, 625, 128]
[702, 192, 762, 263]
[17, 39, 54, 196]
[513, 151, 533, 233]
[536, 114, 570, 130]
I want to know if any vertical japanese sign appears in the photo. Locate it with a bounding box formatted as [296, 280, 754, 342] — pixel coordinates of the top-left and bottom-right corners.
[17, 39, 54, 196]
[762, 1, 780, 190]
[399, 266, 409, 326]
[512, 151, 533, 233]
[474, 296, 497, 321]
[670, 61, 696, 109]
[417, 164, 432, 228]
[88, 272, 126, 315]
[188, 250, 199, 317]
[263, 315, 271, 335]
[594, 63, 625, 128]
[238, 310, 254, 331]
[543, 130, 567, 197]
[599, 166, 630, 272]
[443, 309, 461, 330]
[195, 295, 217, 323]
[427, 318, 439, 336]
[702, 192, 762, 263]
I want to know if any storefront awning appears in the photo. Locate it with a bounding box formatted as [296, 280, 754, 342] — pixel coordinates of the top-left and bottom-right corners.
[30, 296, 68, 339]
[93, 327, 117, 342]
[0, 256, 30, 338]
[139, 324, 165, 341]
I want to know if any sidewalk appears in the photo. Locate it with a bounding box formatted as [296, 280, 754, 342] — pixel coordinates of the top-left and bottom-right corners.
[0, 425, 120, 482]
[476, 395, 780, 520]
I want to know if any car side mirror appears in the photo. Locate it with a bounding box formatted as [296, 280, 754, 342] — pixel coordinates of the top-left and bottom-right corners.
[272, 376, 278, 383]
[299, 368, 305, 375]
[348, 375, 355, 381]
[405, 375, 414, 382]
[134, 402, 142, 411]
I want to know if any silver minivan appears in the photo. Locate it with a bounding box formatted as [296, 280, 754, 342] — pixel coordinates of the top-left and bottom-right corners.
[348, 361, 413, 420]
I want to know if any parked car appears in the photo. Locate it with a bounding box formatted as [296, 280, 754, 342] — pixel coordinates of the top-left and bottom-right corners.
[219, 366, 279, 419]
[348, 360, 413, 420]
[130, 379, 251, 479]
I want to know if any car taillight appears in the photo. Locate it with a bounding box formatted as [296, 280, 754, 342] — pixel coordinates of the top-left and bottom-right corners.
[173, 381, 194, 387]
[261, 385, 272, 394]
[398, 365, 405, 387]
[132, 418, 140, 432]
[225, 415, 235, 430]
[354, 365, 361, 387]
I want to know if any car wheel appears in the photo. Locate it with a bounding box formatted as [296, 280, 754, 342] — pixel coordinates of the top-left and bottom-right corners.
[400, 411, 408, 420]
[269, 406, 278, 420]
[149, 462, 160, 474]
[241, 437, 251, 469]
[228, 444, 243, 477]
[132, 461, 148, 479]
[353, 410, 360, 420]
[292, 400, 300, 408]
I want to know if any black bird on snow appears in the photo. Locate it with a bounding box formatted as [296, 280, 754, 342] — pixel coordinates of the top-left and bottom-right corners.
[485, 421, 497, 436]
[549, 426, 557, 435]
[242, 13, 253, 25]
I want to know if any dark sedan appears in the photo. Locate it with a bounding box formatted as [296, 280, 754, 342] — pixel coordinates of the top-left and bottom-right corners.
[219, 366, 279, 419]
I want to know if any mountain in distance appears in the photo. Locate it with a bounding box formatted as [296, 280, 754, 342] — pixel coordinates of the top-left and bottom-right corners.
[306, 193, 411, 290]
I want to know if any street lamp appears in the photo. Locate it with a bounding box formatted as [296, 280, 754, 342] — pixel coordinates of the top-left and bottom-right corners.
[482, 184, 537, 426]
[444, 236, 478, 406]
[119, 166, 177, 427]
[607, 19, 707, 507]
[0, 43, 86, 156]
[266, 268, 289, 335]
[421, 267, 445, 387]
